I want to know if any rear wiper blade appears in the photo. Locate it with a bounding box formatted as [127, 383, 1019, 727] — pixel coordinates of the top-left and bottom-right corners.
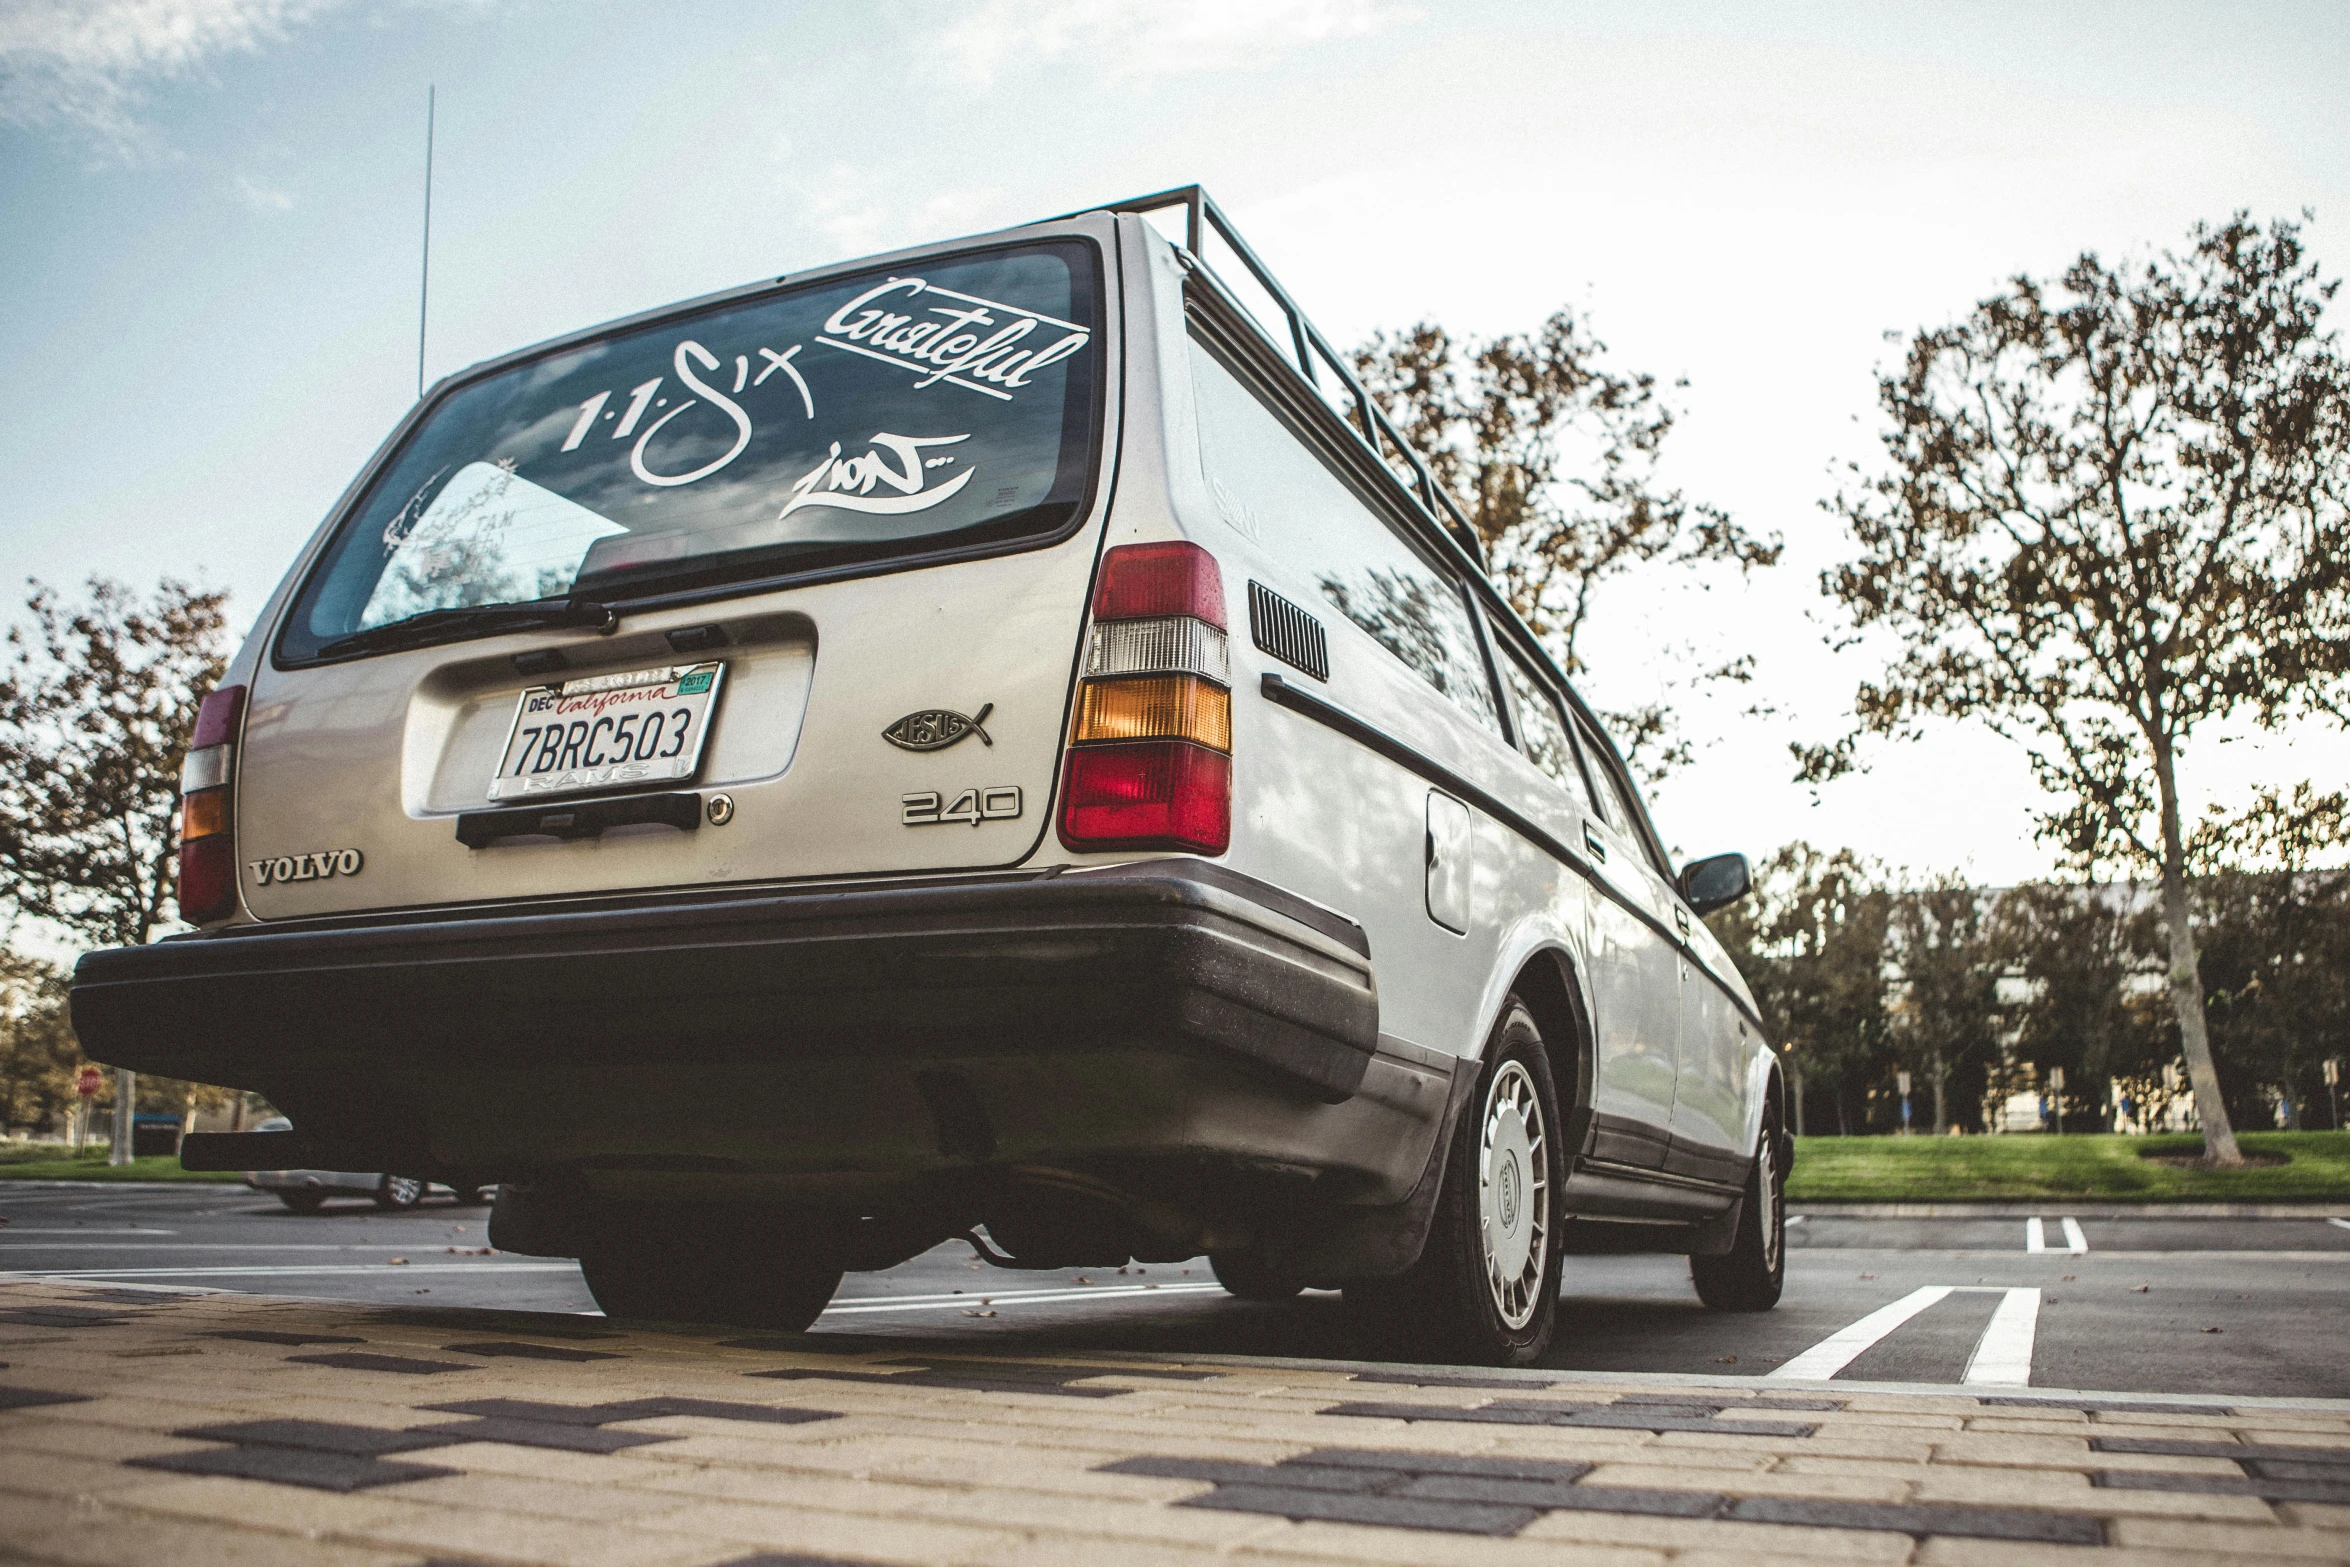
[316, 599, 617, 660]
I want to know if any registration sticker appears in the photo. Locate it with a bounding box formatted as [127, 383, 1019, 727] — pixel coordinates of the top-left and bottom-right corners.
[487, 661, 725, 803]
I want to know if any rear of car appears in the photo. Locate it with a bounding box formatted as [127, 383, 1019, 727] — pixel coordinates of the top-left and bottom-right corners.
[72, 210, 1406, 1315]
[72, 195, 1781, 1360]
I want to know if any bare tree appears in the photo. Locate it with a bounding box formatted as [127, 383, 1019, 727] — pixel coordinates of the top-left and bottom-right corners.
[1806, 214, 2350, 1164]
[1356, 312, 1780, 781]
[0, 577, 229, 951]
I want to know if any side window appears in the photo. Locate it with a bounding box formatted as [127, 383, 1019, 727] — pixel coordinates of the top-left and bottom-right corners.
[1189, 339, 1502, 734]
[1493, 628, 1597, 814]
[1573, 711, 1672, 879]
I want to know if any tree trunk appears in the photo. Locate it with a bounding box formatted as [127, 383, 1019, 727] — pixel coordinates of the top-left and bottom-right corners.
[1835, 1090, 1849, 1137]
[2153, 738, 2243, 1164]
[108, 1069, 135, 1166]
[1929, 1055, 1949, 1136]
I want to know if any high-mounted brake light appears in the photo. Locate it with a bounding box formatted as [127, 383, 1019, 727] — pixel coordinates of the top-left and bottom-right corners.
[176, 684, 246, 924]
[1061, 544, 1232, 856]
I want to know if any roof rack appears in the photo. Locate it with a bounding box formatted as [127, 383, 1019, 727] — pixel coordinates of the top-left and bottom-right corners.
[1078, 185, 1487, 570]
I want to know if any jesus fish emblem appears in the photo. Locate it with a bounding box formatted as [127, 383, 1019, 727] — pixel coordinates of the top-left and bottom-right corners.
[883, 703, 994, 752]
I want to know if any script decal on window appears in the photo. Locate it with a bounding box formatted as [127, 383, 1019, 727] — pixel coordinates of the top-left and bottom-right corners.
[818, 277, 1090, 402]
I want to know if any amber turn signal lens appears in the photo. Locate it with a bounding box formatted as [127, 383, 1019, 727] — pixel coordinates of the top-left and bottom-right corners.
[180, 785, 231, 842]
[1073, 674, 1231, 752]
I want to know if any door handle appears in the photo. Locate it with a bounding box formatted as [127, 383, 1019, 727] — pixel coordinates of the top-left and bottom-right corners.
[1674, 906, 1691, 937]
[1582, 823, 1607, 862]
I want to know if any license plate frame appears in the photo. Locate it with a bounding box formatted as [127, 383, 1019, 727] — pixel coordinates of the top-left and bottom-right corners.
[486, 660, 726, 804]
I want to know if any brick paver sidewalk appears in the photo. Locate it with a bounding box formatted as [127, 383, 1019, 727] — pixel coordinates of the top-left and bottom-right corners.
[1, 1278, 2345, 1565]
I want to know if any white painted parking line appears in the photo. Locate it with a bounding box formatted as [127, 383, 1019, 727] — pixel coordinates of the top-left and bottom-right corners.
[0, 1243, 438, 1251]
[0, 1229, 178, 1235]
[2026, 1217, 2086, 1254]
[1962, 1287, 2043, 1385]
[2330, 1218, 2350, 1232]
[1767, 1285, 1954, 1380]
[2, 1264, 578, 1279]
[824, 1283, 1227, 1316]
[1785, 1215, 1806, 1226]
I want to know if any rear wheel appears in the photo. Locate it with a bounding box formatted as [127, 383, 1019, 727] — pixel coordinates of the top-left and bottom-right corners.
[581, 1236, 843, 1331]
[276, 1190, 326, 1214]
[1347, 999, 1563, 1365]
[1690, 1111, 1786, 1312]
[373, 1175, 424, 1210]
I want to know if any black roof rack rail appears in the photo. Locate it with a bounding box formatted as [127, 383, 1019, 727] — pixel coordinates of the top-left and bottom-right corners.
[1072, 184, 1488, 571]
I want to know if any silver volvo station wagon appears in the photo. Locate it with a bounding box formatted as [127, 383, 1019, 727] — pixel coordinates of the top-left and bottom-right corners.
[72, 187, 1785, 1364]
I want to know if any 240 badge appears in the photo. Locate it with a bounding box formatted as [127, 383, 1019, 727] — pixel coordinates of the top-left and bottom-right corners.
[902, 786, 1022, 827]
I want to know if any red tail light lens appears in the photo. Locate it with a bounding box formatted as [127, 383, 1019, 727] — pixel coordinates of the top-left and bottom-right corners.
[191, 684, 246, 750]
[1059, 742, 1231, 854]
[1092, 541, 1227, 627]
[177, 835, 238, 924]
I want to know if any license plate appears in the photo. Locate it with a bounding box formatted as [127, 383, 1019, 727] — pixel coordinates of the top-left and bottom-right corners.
[487, 661, 725, 803]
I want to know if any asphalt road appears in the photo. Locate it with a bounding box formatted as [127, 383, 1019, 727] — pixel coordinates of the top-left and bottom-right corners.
[5, 1182, 2346, 1399]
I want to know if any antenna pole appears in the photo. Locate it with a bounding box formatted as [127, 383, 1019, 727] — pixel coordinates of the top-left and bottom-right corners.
[418, 85, 435, 401]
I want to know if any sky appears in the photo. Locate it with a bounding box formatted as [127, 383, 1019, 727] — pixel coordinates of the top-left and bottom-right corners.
[3, 0, 2346, 886]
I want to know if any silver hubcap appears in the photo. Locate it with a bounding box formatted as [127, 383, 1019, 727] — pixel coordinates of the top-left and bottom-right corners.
[1757, 1138, 1781, 1273]
[384, 1177, 422, 1206]
[1477, 1060, 1550, 1330]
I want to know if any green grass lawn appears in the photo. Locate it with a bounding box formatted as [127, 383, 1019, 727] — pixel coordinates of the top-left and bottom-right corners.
[1788, 1130, 2350, 1202]
[0, 1142, 241, 1183]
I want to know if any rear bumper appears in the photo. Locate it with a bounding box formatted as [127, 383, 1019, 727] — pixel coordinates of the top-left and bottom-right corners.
[72, 860, 1398, 1197]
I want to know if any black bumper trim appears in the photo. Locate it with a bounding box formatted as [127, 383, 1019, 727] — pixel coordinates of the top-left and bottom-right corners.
[72, 862, 1379, 1105]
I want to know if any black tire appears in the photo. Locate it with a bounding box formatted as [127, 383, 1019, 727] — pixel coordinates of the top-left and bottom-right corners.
[581, 1236, 843, 1331]
[1211, 1249, 1305, 1301]
[1346, 999, 1564, 1365]
[450, 1186, 489, 1206]
[1691, 1108, 1786, 1312]
[374, 1174, 425, 1210]
[276, 1190, 326, 1214]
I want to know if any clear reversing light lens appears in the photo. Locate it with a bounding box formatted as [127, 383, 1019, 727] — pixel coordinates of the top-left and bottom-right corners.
[1084, 617, 1231, 682]
[180, 743, 230, 794]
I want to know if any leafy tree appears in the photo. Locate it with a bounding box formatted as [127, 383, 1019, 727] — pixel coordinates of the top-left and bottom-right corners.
[2190, 785, 2350, 1129]
[1355, 311, 1780, 781]
[1806, 214, 2350, 1164]
[1989, 881, 2169, 1131]
[0, 577, 229, 950]
[0, 952, 78, 1136]
[1886, 877, 2004, 1134]
[1708, 842, 1893, 1135]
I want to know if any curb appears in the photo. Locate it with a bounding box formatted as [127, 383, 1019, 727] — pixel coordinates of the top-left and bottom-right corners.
[1791, 1200, 2350, 1219]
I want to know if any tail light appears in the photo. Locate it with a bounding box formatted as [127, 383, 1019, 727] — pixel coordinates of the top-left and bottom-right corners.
[1060, 542, 1231, 854]
[176, 684, 246, 924]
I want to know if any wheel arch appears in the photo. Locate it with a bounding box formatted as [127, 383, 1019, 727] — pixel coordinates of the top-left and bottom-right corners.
[1502, 946, 1595, 1163]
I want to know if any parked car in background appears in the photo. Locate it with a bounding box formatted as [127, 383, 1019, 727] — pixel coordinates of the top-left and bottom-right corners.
[242, 1118, 486, 1213]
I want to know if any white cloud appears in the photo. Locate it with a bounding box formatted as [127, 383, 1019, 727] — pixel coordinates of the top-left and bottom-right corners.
[0, 0, 342, 156]
[923, 0, 1417, 85]
[232, 170, 292, 210]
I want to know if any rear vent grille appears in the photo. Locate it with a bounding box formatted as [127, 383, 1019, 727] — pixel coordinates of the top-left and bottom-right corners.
[1248, 581, 1329, 682]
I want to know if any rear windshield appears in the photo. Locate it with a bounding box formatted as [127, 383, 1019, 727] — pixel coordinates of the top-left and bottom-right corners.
[279, 239, 1101, 662]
